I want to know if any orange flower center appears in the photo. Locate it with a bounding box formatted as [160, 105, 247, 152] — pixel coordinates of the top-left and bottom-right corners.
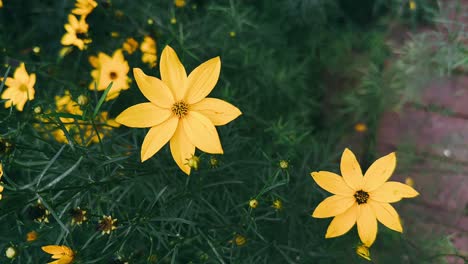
[171, 101, 188, 118]
[19, 84, 29, 92]
[109, 71, 118, 80]
[354, 190, 369, 204]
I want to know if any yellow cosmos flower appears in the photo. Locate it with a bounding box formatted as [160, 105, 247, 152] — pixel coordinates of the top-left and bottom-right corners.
[72, 0, 97, 17]
[116, 46, 242, 174]
[140, 36, 157, 68]
[42, 245, 74, 264]
[122, 37, 139, 54]
[61, 14, 91, 50]
[174, 0, 186, 7]
[311, 148, 419, 246]
[0, 0, 3, 8]
[26, 231, 38, 242]
[89, 49, 130, 101]
[1, 63, 36, 111]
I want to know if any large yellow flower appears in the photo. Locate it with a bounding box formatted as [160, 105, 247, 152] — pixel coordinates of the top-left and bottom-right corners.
[116, 46, 241, 174]
[41, 245, 74, 264]
[61, 14, 91, 50]
[1, 63, 36, 111]
[89, 49, 130, 101]
[72, 0, 97, 17]
[311, 148, 419, 246]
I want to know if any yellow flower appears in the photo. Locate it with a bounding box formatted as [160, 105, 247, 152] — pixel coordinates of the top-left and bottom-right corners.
[272, 199, 282, 210]
[170, 17, 177, 24]
[61, 14, 91, 50]
[70, 207, 87, 225]
[409, 0, 416, 10]
[116, 46, 242, 175]
[122, 37, 139, 54]
[174, 0, 186, 7]
[72, 0, 97, 17]
[234, 234, 246, 246]
[249, 199, 258, 209]
[311, 148, 419, 247]
[0, 0, 3, 8]
[1, 63, 36, 111]
[5, 247, 16, 259]
[279, 160, 289, 169]
[356, 244, 371, 261]
[140, 36, 157, 68]
[42, 245, 74, 264]
[98, 215, 117, 235]
[405, 177, 414, 187]
[89, 49, 130, 101]
[0, 163, 3, 200]
[229, 31, 236, 38]
[354, 123, 367, 133]
[26, 231, 38, 242]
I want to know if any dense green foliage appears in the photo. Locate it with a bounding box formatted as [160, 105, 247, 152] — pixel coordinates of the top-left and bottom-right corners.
[0, 0, 461, 263]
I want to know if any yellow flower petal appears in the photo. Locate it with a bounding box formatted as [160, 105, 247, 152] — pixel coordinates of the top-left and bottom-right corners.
[28, 73, 36, 88]
[13, 63, 29, 83]
[160, 46, 187, 100]
[133, 68, 175, 108]
[370, 181, 419, 203]
[357, 203, 377, 247]
[170, 123, 195, 175]
[190, 97, 241, 126]
[185, 57, 221, 104]
[369, 200, 402, 232]
[311, 171, 354, 196]
[141, 117, 179, 162]
[362, 152, 396, 192]
[42, 246, 65, 255]
[325, 203, 358, 238]
[182, 111, 223, 154]
[312, 195, 356, 218]
[340, 148, 363, 190]
[115, 103, 171, 128]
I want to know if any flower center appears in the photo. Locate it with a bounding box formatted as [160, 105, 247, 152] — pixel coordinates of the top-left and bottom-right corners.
[171, 101, 188, 118]
[109, 71, 118, 80]
[354, 190, 369, 204]
[76, 31, 87, 40]
[19, 84, 28, 92]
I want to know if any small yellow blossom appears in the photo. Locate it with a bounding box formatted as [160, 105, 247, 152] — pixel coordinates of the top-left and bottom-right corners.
[0, 162, 3, 200]
[98, 215, 117, 235]
[77, 94, 88, 106]
[405, 177, 414, 187]
[71, 207, 87, 225]
[311, 148, 419, 247]
[140, 36, 157, 68]
[186, 155, 200, 171]
[115, 46, 242, 175]
[0, 0, 3, 8]
[110, 31, 120, 38]
[170, 17, 177, 24]
[32, 46, 41, 54]
[249, 199, 258, 209]
[234, 234, 246, 246]
[229, 31, 236, 38]
[356, 244, 371, 261]
[5, 247, 16, 259]
[26, 231, 38, 242]
[354, 123, 367, 133]
[409, 0, 416, 10]
[30, 200, 50, 223]
[1, 63, 36, 111]
[89, 49, 130, 101]
[209, 156, 219, 168]
[122, 37, 139, 54]
[174, 0, 186, 7]
[34, 106, 42, 114]
[147, 18, 154, 25]
[272, 199, 283, 210]
[72, 0, 97, 17]
[42, 245, 74, 264]
[279, 160, 289, 169]
[61, 14, 91, 50]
